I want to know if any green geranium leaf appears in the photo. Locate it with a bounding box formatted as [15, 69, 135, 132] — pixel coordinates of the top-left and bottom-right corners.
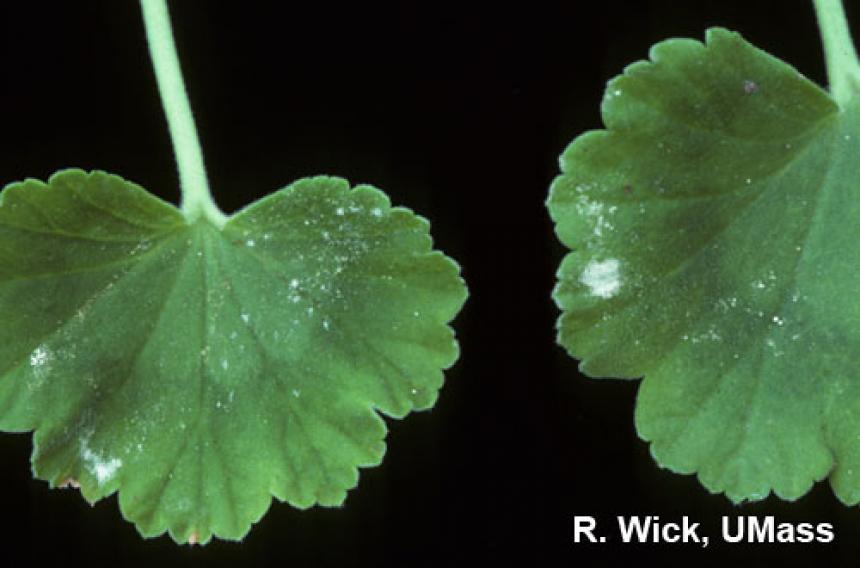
[0, 169, 466, 543]
[548, 28, 860, 503]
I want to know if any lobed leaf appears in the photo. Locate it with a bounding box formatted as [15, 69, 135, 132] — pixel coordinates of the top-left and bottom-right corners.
[0, 169, 466, 543]
[548, 28, 860, 503]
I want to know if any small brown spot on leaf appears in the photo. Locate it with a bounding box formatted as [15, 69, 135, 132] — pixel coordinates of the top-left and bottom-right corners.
[188, 531, 199, 546]
[59, 478, 80, 489]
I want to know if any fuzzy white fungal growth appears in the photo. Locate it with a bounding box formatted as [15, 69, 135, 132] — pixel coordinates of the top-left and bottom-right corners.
[30, 345, 50, 368]
[580, 258, 621, 299]
[80, 437, 123, 485]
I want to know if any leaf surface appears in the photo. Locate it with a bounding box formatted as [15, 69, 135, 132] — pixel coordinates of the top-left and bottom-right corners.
[548, 28, 860, 503]
[0, 169, 466, 543]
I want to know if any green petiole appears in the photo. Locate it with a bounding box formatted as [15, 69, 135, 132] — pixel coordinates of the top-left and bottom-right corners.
[813, 0, 860, 106]
[139, 0, 227, 228]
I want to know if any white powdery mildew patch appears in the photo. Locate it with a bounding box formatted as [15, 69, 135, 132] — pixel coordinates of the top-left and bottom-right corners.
[28, 344, 53, 389]
[80, 437, 123, 486]
[575, 196, 616, 237]
[580, 258, 622, 299]
[29, 344, 51, 370]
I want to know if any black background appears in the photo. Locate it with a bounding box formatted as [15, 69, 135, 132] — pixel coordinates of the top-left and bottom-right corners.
[1, 0, 859, 566]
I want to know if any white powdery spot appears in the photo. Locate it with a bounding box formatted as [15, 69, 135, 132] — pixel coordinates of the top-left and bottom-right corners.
[30, 345, 51, 368]
[28, 345, 53, 387]
[370, 207, 383, 217]
[580, 258, 621, 299]
[743, 79, 759, 94]
[576, 197, 603, 218]
[575, 196, 614, 237]
[80, 438, 122, 486]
